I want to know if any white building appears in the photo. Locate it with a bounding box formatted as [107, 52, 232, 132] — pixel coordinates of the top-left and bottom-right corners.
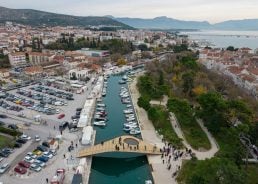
[69, 68, 91, 80]
[8, 52, 27, 67]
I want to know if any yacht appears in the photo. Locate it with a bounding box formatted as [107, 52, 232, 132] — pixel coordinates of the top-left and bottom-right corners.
[122, 75, 128, 80]
[145, 180, 153, 184]
[127, 117, 135, 122]
[129, 127, 141, 135]
[119, 80, 126, 84]
[93, 121, 106, 127]
[97, 103, 106, 107]
[124, 109, 133, 114]
[96, 107, 105, 111]
[126, 104, 132, 108]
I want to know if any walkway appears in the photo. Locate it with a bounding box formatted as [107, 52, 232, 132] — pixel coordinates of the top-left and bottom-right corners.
[129, 74, 179, 184]
[77, 135, 162, 158]
[169, 112, 219, 160]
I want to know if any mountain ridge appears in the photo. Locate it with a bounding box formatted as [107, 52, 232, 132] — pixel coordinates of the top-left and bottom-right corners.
[0, 6, 133, 29]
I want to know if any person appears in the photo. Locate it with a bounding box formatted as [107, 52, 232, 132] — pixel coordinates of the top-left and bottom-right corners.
[46, 178, 48, 183]
[54, 126, 55, 130]
[75, 143, 78, 148]
[63, 154, 66, 158]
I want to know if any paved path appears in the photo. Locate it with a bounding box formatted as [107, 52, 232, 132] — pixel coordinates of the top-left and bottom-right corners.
[169, 112, 219, 160]
[129, 74, 180, 184]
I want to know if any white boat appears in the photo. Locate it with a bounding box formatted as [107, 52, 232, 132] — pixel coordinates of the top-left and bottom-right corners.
[126, 105, 132, 108]
[122, 75, 128, 80]
[129, 127, 141, 135]
[102, 92, 106, 97]
[97, 98, 102, 102]
[125, 114, 135, 118]
[93, 121, 106, 126]
[145, 180, 153, 184]
[96, 107, 105, 111]
[124, 123, 138, 127]
[96, 111, 107, 116]
[124, 124, 138, 129]
[124, 109, 133, 114]
[97, 103, 106, 107]
[127, 118, 135, 122]
[119, 80, 126, 84]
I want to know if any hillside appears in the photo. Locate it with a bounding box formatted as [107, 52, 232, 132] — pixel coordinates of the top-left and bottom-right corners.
[114, 16, 258, 30]
[0, 6, 132, 29]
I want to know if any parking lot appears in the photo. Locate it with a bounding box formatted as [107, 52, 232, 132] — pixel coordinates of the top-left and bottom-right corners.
[0, 77, 95, 183]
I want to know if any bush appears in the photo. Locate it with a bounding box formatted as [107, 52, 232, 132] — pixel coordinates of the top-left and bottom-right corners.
[0, 126, 22, 137]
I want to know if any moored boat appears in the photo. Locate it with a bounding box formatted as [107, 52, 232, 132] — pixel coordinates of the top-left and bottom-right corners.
[93, 121, 106, 126]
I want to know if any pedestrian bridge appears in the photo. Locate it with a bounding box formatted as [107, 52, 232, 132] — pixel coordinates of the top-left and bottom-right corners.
[77, 135, 162, 158]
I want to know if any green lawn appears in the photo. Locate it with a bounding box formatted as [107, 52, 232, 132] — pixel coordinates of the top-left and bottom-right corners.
[245, 164, 258, 184]
[167, 98, 211, 150]
[147, 105, 183, 148]
[0, 135, 15, 149]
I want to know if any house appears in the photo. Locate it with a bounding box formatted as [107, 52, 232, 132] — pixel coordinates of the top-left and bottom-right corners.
[24, 66, 43, 77]
[91, 64, 102, 74]
[49, 139, 59, 150]
[28, 52, 54, 66]
[8, 52, 27, 67]
[77, 48, 109, 57]
[0, 69, 10, 78]
[69, 68, 91, 81]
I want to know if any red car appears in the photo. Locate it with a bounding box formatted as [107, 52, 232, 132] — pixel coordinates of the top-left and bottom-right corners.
[14, 165, 27, 174]
[18, 161, 30, 168]
[58, 113, 65, 119]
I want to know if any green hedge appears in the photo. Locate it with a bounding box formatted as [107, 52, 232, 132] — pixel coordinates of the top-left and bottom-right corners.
[0, 126, 22, 137]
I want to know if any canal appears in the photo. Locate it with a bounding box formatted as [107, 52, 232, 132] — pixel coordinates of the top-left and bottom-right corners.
[89, 75, 153, 184]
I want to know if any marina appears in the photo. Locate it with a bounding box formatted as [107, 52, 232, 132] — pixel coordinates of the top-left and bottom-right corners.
[89, 74, 153, 184]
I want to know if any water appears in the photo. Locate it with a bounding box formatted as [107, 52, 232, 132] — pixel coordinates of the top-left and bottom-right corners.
[181, 30, 258, 49]
[89, 75, 153, 184]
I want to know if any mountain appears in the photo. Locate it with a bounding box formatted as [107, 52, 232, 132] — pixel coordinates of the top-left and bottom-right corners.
[114, 16, 258, 30]
[0, 6, 132, 29]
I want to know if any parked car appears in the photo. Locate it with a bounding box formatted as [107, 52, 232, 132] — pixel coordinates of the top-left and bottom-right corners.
[43, 152, 53, 159]
[35, 135, 41, 142]
[0, 114, 7, 119]
[37, 145, 48, 152]
[16, 139, 27, 144]
[2, 148, 13, 154]
[8, 124, 18, 130]
[24, 156, 35, 163]
[37, 156, 49, 163]
[33, 160, 46, 167]
[14, 142, 22, 148]
[29, 163, 41, 172]
[20, 134, 31, 140]
[58, 113, 65, 119]
[0, 163, 10, 174]
[42, 141, 50, 148]
[14, 165, 27, 174]
[27, 152, 37, 159]
[0, 152, 9, 158]
[59, 121, 69, 130]
[18, 161, 30, 168]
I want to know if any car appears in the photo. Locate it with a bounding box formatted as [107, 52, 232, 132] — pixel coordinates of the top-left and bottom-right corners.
[76, 111, 81, 116]
[8, 124, 18, 130]
[69, 128, 78, 133]
[76, 108, 82, 112]
[37, 156, 49, 163]
[35, 135, 41, 142]
[24, 156, 35, 163]
[18, 161, 30, 168]
[14, 142, 22, 148]
[20, 134, 31, 140]
[37, 145, 48, 152]
[16, 139, 27, 144]
[42, 141, 50, 148]
[33, 160, 46, 167]
[0, 157, 4, 162]
[0, 152, 8, 158]
[58, 113, 65, 119]
[43, 152, 53, 159]
[49, 149, 57, 156]
[0, 163, 9, 174]
[59, 121, 69, 130]
[32, 150, 42, 156]
[27, 152, 37, 159]
[14, 165, 27, 174]
[0, 114, 7, 119]
[29, 163, 41, 172]
[2, 148, 13, 154]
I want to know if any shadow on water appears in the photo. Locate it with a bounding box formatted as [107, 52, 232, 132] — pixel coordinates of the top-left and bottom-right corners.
[91, 156, 149, 176]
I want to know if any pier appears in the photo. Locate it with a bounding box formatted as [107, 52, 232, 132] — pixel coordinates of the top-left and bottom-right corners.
[78, 135, 162, 157]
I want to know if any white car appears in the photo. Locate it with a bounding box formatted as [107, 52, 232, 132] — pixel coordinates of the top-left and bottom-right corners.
[24, 156, 35, 163]
[0, 163, 10, 174]
[35, 135, 41, 142]
[30, 164, 41, 172]
[20, 134, 31, 140]
[27, 152, 37, 159]
[43, 152, 53, 159]
[33, 160, 46, 167]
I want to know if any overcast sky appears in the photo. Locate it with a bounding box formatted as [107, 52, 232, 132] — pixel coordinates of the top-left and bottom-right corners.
[0, 0, 257, 23]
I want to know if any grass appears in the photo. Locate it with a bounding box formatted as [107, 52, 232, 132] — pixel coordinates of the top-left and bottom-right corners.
[176, 160, 197, 183]
[245, 164, 258, 184]
[0, 135, 15, 149]
[147, 105, 183, 148]
[168, 98, 211, 150]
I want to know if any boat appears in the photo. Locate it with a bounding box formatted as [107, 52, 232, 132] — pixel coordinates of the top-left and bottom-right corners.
[93, 121, 106, 127]
[124, 109, 133, 114]
[122, 75, 128, 80]
[127, 117, 135, 122]
[124, 124, 138, 129]
[97, 103, 106, 107]
[96, 111, 107, 116]
[119, 80, 126, 84]
[125, 114, 135, 118]
[97, 98, 102, 102]
[126, 104, 132, 108]
[102, 92, 106, 97]
[124, 122, 138, 127]
[96, 107, 105, 111]
[123, 126, 132, 132]
[95, 117, 107, 121]
[145, 180, 153, 184]
[129, 127, 141, 135]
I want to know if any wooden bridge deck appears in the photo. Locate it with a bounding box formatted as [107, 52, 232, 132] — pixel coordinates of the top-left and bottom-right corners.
[78, 135, 162, 158]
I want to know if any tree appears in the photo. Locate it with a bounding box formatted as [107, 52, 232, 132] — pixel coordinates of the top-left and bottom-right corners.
[192, 85, 207, 96]
[138, 44, 149, 51]
[137, 96, 150, 110]
[182, 72, 195, 95]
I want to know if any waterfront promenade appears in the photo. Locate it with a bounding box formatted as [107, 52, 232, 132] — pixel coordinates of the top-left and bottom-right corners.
[129, 74, 180, 184]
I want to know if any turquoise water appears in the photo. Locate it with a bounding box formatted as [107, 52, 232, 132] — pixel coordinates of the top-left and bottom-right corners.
[89, 75, 153, 184]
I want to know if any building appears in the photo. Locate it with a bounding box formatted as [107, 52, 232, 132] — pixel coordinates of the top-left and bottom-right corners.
[24, 66, 43, 77]
[0, 69, 10, 78]
[69, 68, 91, 81]
[77, 48, 109, 57]
[28, 52, 54, 66]
[8, 52, 26, 67]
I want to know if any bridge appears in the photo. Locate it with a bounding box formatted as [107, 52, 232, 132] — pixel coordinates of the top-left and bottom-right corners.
[78, 135, 162, 158]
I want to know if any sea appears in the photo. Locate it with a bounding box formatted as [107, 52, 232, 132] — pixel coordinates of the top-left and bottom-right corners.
[181, 30, 258, 50]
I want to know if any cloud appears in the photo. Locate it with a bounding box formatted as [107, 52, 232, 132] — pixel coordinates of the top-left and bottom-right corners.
[0, 0, 257, 23]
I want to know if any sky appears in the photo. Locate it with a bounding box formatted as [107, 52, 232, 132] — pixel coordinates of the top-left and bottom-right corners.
[0, 0, 257, 23]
